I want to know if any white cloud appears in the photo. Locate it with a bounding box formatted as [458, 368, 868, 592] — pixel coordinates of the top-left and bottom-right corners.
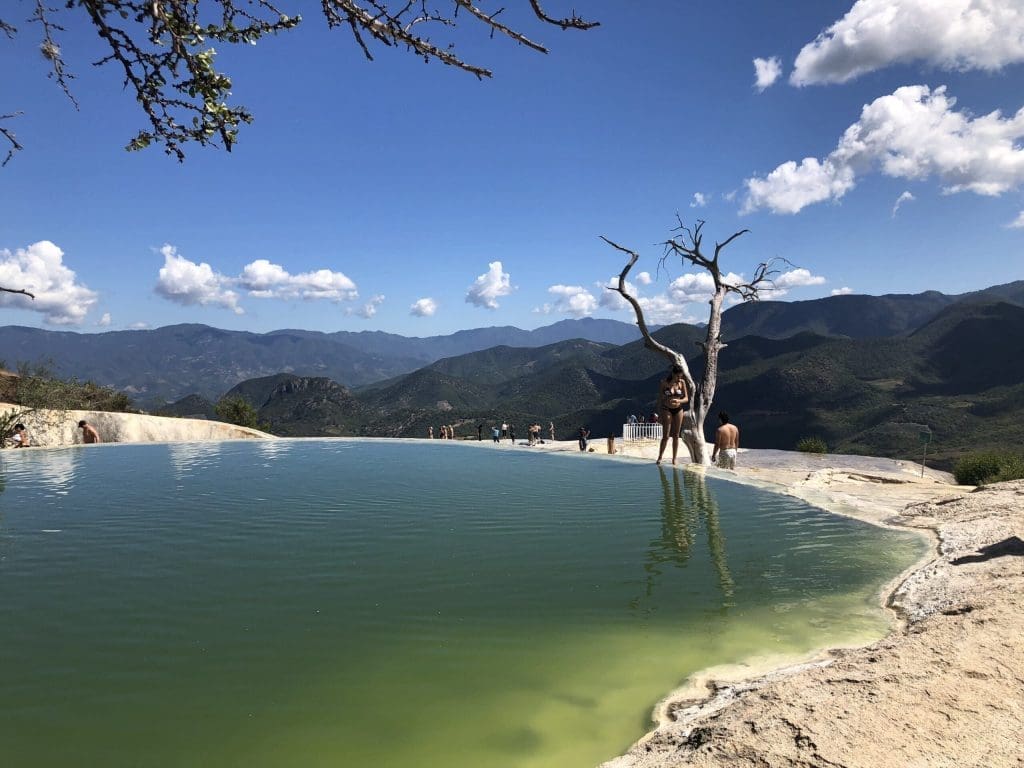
[636, 294, 701, 326]
[466, 261, 513, 309]
[410, 297, 437, 316]
[774, 268, 827, 289]
[1007, 211, 1024, 228]
[743, 157, 857, 215]
[792, 0, 1024, 86]
[0, 241, 98, 325]
[668, 271, 745, 303]
[636, 271, 652, 285]
[155, 245, 243, 314]
[690, 192, 708, 208]
[760, 268, 828, 299]
[97, 312, 111, 327]
[239, 259, 358, 302]
[350, 294, 384, 319]
[542, 284, 598, 318]
[155, 246, 365, 314]
[128, 321, 150, 330]
[831, 286, 854, 295]
[597, 275, 640, 311]
[743, 85, 1024, 214]
[892, 190, 916, 218]
[753, 56, 783, 91]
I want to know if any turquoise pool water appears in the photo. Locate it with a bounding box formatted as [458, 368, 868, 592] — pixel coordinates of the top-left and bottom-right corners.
[0, 440, 925, 767]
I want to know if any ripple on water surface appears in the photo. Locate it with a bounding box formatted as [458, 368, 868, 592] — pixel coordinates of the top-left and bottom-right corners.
[0, 441, 925, 768]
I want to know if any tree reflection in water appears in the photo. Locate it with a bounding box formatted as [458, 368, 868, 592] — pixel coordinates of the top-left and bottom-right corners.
[632, 467, 735, 611]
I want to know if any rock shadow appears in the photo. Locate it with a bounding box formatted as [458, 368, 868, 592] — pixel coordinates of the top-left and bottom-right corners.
[951, 536, 1024, 565]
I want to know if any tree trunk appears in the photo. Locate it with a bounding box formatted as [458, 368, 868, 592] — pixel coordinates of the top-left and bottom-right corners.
[680, 287, 727, 465]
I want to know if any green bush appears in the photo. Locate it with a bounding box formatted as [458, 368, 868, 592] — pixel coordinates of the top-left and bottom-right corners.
[796, 436, 828, 454]
[14, 361, 133, 413]
[214, 396, 266, 431]
[953, 451, 1024, 486]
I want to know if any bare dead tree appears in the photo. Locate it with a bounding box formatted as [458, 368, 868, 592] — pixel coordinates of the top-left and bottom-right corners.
[0, 1, 598, 164]
[603, 219, 784, 465]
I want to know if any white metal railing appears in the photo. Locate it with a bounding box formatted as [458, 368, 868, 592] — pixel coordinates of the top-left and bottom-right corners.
[622, 422, 663, 442]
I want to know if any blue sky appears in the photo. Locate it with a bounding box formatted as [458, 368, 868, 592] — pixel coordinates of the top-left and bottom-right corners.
[1, 0, 1022, 335]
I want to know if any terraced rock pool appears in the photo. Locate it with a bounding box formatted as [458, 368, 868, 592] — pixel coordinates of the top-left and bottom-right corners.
[0, 440, 926, 767]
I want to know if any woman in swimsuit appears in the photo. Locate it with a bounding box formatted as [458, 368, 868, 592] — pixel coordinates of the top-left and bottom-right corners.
[656, 364, 689, 465]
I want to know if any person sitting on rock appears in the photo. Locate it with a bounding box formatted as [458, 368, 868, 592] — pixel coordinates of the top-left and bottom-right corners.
[11, 423, 30, 447]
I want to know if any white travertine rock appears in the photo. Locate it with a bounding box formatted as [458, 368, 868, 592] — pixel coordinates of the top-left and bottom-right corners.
[0, 402, 273, 447]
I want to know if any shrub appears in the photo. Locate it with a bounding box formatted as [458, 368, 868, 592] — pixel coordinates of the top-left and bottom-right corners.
[214, 396, 265, 430]
[796, 436, 828, 454]
[14, 361, 134, 413]
[954, 451, 1024, 486]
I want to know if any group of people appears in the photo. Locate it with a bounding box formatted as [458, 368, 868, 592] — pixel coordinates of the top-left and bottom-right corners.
[655, 364, 739, 469]
[6, 419, 101, 449]
[526, 423, 546, 445]
[431, 421, 558, 444]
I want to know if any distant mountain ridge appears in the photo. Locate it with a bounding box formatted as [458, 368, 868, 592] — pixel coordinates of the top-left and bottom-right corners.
[721, 280, 1024, 340]
[174, 298, 1024, 471]
[0, 317, 647, 404]
[2, 280, 1022, 418]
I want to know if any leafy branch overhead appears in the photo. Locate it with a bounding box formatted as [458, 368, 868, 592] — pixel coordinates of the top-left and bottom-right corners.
[1, 1, 598, 164]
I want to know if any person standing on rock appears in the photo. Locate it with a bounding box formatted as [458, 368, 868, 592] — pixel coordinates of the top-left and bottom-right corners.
[548, 422, 555, 441]
[711, 411, 740, 470]
[78, 420, 101, 444]
[656, 364, 689, 465]
[578, 426, 590, 452]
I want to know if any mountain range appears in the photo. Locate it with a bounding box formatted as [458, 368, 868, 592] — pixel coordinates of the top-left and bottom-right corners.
[0, 316, 647, 404]
[4, 280, 1023, 468]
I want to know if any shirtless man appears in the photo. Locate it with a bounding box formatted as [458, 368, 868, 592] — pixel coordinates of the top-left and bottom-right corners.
[78, 420, 101, 443]
[711, 411, 740, 469]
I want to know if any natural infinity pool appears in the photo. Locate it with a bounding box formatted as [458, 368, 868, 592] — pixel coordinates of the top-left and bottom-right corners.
[0, 440, 925, 768]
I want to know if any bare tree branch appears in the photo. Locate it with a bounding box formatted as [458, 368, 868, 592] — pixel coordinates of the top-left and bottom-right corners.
[33, 0, 79, 109]
[712, 228, 749, 264]
[0, 112, 23, 167]
[600, 235, 698, 394]
[528, 0, 599, 30]
[0, 286, 36, 299]
[450, 3, 537, 53]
